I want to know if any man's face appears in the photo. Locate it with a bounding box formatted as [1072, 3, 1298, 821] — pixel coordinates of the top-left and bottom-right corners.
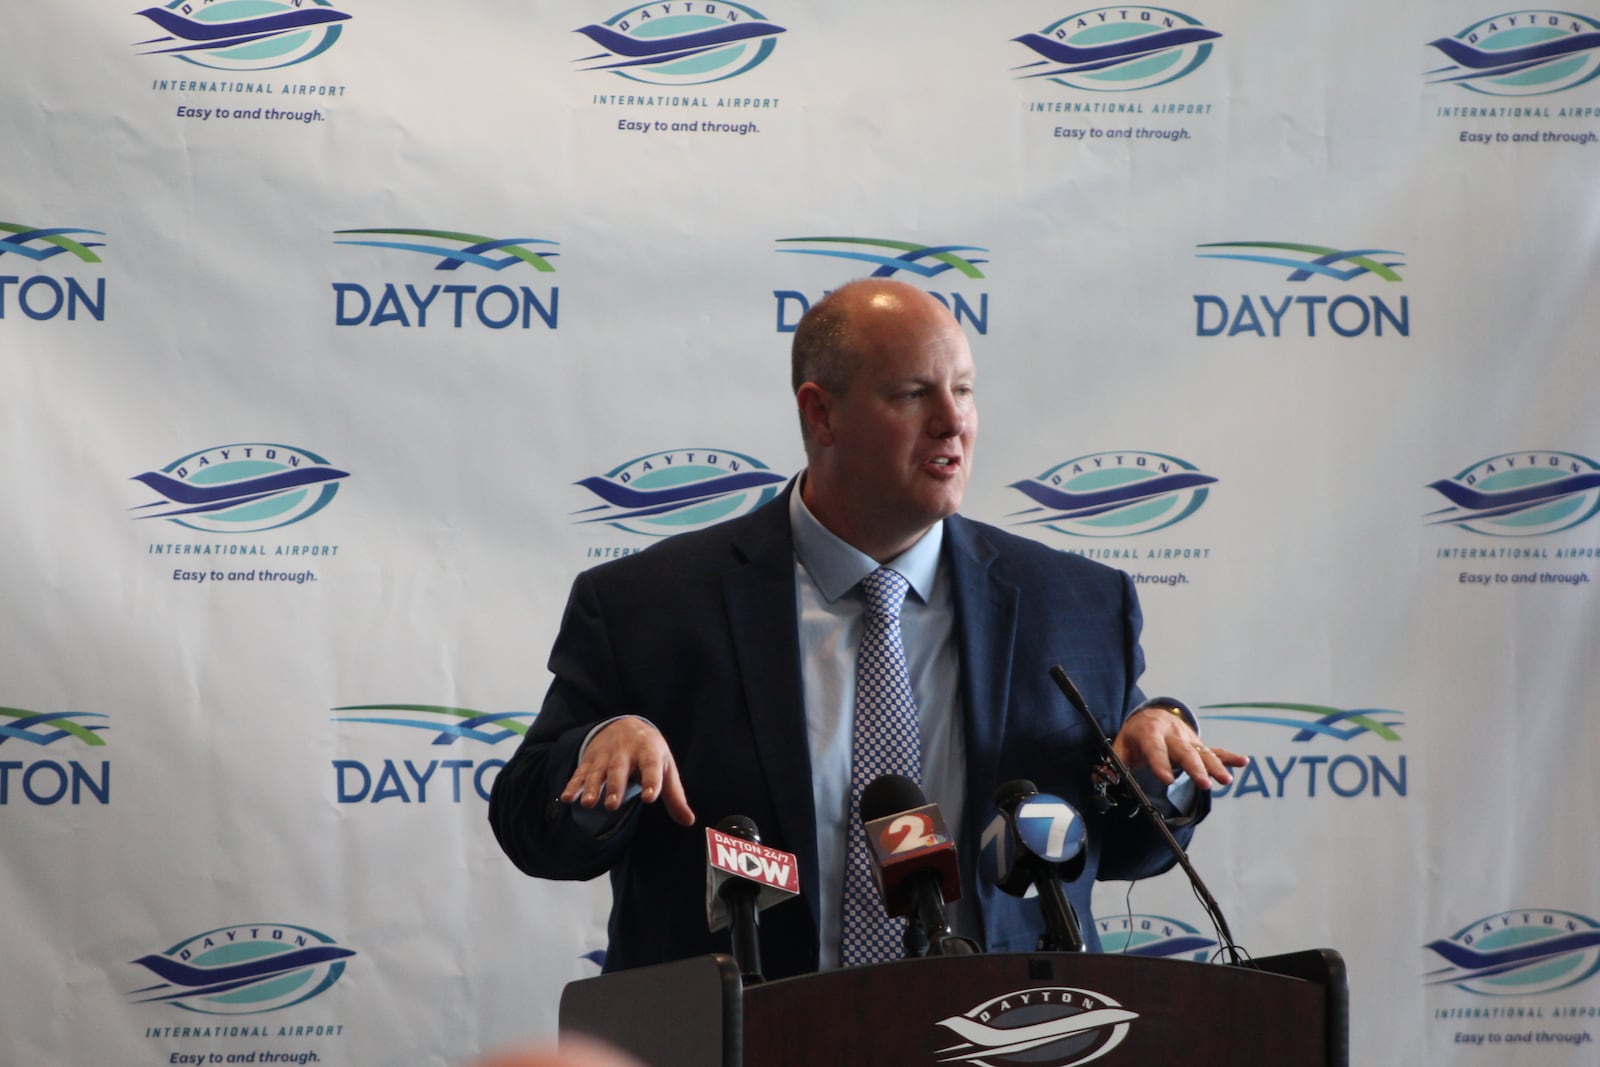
[806, 288, 978, 558]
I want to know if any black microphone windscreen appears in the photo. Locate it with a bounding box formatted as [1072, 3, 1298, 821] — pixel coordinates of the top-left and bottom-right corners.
[717, 814, 760, 843]
[861, 774, 926, 822]
[993, 779, 1038, 811]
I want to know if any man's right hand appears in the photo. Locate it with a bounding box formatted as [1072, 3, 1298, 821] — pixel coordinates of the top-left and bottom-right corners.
[559, 716, 696, 827]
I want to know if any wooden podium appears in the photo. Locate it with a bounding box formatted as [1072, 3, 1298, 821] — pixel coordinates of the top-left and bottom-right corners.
[561, 948, 1347, 1067]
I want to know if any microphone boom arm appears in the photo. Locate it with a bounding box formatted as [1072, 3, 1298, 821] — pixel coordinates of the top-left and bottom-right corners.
[1048, 665, 1246, 966]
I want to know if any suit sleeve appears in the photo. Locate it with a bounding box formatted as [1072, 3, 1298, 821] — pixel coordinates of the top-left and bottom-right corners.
[1094, 570, 1212, 882]
[488, 570, 644, 881]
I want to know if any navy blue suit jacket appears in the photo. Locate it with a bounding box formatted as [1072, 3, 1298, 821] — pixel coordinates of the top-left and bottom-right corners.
[489, 487, 1204, 978]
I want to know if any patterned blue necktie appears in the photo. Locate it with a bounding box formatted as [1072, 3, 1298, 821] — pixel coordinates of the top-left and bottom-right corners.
[840, 566, 924, 966]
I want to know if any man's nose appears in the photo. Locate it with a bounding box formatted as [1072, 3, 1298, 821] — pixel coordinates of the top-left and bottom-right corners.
[928, 391, 968, 438]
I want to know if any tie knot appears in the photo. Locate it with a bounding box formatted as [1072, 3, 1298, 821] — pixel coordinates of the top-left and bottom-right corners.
[861, 567, 910, 619]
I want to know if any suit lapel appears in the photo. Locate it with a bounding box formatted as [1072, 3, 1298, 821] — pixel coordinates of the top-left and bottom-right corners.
[945, 516, 1019, 852]
[721, 490, 822, 922]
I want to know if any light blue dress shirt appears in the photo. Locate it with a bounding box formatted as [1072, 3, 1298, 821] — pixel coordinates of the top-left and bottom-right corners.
[788, 486, 970, 969]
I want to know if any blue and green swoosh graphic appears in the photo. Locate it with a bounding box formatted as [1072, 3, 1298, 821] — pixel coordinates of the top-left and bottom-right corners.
[0, 224, 105, 263]
[331, 705, 534, 745]
[0, 708, 108, 747]
[334, 229, 559, 272]
[1199, 704, 1404, 743]
[1196, 242, 1404, 282]
[775, 237, 988, 279]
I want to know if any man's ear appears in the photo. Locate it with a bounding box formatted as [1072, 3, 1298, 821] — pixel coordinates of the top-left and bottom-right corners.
[796, 382, 835, 446]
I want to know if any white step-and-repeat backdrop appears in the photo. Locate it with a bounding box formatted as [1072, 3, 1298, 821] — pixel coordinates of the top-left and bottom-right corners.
[3, 2, 1598, 1064]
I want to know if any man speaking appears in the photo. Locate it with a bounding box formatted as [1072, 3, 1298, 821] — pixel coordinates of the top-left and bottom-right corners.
[489, 279, 1244, 978]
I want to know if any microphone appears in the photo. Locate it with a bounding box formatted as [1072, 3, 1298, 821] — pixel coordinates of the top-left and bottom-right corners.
[982, 779, 1087, 952]
[1047, 665, 1246, 966]
[859, 775, 979, 958]
[704, 815, 800, 982]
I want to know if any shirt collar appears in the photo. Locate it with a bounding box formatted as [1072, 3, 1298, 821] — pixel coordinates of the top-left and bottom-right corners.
[789, 475, 944, 605]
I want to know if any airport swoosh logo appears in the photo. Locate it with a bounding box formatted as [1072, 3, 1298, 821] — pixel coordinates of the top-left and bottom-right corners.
[135, 5, 349, 55]
[573, 470, 786, 520]
[1012, 27, 1221, 76]
[574, 20, 786, 71]
[1007, 471, 1217, 523]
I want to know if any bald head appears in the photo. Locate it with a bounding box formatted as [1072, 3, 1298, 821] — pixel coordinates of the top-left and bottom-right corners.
[790, 279, 960, 450]
[791, 278, 978, 562]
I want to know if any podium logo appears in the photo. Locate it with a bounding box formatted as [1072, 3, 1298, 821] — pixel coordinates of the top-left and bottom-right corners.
[772, 237, 991, 334]
[0, 707, 110, 806]
[1426, 12, 1600, 96]
[936, 986, 1137, 1066]
[129, 923, 355, 1015]
[1200, 703, 1407, 800]
[133, 1, 352, 71]
[1098, 914, 1215, 962]
[1007, 451, 1216, 537]
[574, 3, 786, 85]
[1193, 241, 1410, 339]
[130, 443, 349, 533]
[331, 704, 535, 804]
[572, 448, 785, 537]
[1012, 7, 1222, 91]
[1, 223, 107, 322]
[333, 228, 560, 330]
[1424, 910, 1600, 995]
[1426, 451, 1600, 537]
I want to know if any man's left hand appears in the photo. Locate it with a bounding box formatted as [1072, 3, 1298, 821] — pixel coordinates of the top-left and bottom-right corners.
[1111, 706, 1248, 789]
